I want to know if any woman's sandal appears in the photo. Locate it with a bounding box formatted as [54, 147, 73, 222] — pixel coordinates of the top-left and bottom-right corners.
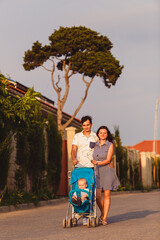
[99, 216, 103, 222]
[102, 221, 108, 226]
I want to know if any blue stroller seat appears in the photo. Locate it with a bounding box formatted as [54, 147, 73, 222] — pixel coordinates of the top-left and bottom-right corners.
[69, 168, 95, 213]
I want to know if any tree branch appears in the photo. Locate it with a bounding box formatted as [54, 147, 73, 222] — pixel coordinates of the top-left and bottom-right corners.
[50, 61, 60, 97]
[60, 62, 71, 110]
[41, 61, 61, 97]
[55, 75, 62, 92]
[82, 75, 89, 85]
[49, 57, 55, 63]
[68, 70, 76, 78]
[103, 70, 109, 78]
[61, 76, 94, 130]
[63, 60, 66, 71]
[40, 64, 52, 72]
[56, 57, 63, 61]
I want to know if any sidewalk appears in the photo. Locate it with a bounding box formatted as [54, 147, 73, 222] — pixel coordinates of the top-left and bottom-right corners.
[0, 189, 159, 214]
[0, 197, 68, 213]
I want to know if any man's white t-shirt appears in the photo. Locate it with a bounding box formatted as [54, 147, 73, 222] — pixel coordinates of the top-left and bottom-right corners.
[72, 131, 98, 168]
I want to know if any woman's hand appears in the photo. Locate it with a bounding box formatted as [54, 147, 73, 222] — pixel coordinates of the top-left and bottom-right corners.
[92, 160, 98, 165]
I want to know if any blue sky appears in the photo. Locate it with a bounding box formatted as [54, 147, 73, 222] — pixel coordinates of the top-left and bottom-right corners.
[0, 0, 160, 145]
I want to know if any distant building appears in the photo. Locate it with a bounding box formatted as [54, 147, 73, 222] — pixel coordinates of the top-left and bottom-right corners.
[129, 140, 160, 188]
[129, 140, 160, 155]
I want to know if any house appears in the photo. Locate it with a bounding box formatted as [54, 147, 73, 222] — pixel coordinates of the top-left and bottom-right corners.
[129, 140, 160, 188]
[129, 140, 160, 155]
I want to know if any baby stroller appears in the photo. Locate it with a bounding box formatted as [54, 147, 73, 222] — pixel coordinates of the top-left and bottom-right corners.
[62, 167, 99, 228]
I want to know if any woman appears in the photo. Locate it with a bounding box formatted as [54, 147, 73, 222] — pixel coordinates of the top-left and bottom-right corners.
[92, 126, 120, 225]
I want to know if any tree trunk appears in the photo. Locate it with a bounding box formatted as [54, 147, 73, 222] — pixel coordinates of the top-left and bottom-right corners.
[57, 102, 63, 134]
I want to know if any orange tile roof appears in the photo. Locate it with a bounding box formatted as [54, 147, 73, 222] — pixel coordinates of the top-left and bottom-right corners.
[129, 140, 160, 154]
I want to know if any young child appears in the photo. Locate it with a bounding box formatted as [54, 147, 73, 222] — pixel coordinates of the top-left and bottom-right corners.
[71, 178, 89, 206]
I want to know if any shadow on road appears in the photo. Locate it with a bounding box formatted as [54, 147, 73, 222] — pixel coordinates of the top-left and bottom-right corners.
[108, 210, 160, 224]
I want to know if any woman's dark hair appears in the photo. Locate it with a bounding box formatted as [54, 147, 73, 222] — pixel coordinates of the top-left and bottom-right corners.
[81, 115, 92, 124]
[96, 126, 113, 143]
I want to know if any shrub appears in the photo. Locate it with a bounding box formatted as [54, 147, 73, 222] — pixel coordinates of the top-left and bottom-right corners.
[46, 114, 62, 193]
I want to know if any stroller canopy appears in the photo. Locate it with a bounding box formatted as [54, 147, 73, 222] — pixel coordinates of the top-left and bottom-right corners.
[70, 168, 95, 190]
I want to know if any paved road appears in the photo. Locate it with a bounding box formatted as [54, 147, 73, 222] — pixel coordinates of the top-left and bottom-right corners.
[0, 191, 159, 240]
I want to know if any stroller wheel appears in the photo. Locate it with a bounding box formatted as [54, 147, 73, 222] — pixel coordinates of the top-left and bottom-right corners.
[87, 218, 90, 228]
[96, 217, 99, 226]
[72, 218, 77, 226]
[67, 217, 72, 228]
[91, 218, 96, 228]
[62, 218, 66, 228]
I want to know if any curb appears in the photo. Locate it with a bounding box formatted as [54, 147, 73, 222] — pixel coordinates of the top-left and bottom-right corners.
[0, 197, 68, 214]
[111, 189, 160, 195]
[0, 189, 159, 214]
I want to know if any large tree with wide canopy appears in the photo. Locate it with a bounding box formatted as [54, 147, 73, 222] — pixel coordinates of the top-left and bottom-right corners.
[23, 26, 123, 133]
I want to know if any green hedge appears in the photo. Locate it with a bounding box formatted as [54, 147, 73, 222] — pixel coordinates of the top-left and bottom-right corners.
[0, 77, 12, 191]
[46, 114, 62, 193]
[0, 75, 63, 202]
[0, 125, 12, 190]
[15, 106, 46, 193]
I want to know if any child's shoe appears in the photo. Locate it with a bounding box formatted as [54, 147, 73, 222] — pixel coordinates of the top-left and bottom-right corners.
[77, 197, 82, 206]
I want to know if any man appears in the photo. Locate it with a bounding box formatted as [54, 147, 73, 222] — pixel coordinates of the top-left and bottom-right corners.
[71, 116, 98, 225]
[71, 115, 98, 168]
